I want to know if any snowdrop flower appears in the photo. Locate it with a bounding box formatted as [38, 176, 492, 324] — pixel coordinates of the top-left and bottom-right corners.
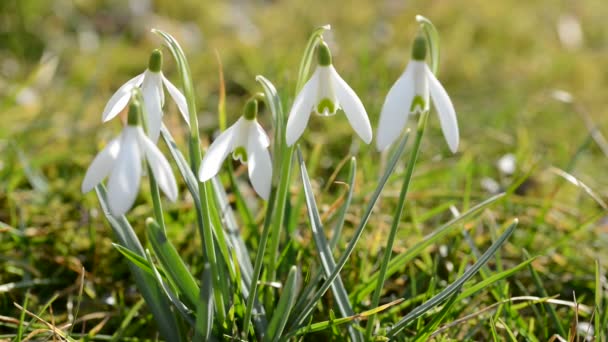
[286, 41, 372, 146]
[101, 49, 189, 142]
[82, 101, 178, 216]
[376, 35, 459, 152]
[199, 99, 272, 200]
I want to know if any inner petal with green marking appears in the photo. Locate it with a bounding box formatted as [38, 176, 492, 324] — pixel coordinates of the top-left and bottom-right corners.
[232, 146, 248, 163]
[316, 97, 337, 116]
[410, 95, 426, 114]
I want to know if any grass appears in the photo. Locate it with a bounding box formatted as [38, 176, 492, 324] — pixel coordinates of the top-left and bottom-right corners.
[1, 0, 608, 340]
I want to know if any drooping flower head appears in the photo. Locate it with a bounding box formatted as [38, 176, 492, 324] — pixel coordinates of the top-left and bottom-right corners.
[376, 34, 459, 152]
[82, 100, 178, 216]
[101, 49, 190, 142]
[199, 98, 272, 200]
[286, 41, 372, 146]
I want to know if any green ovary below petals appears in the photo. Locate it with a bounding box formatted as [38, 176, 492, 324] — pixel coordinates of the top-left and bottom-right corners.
[232, 146, 248, 163]
[410, 95, 426, 113]
[316, 98, 336, 116]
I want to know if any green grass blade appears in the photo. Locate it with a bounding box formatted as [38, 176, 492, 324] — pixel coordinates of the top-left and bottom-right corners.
[147, 218, 199, 309]
[284, 299, 403, 339]
[297, 148, 362, 342]
[595, 260, 603, 342]
[265, 266, 300, 342]
[457, 256, 536, 300]
[386, 220, 518, 338]
[352, 192, 506, 303]
[413, 292, 460, 341]
[95, 185, 186, 342]
[287, 131, 410, 331]
[524, 249, 567, 337]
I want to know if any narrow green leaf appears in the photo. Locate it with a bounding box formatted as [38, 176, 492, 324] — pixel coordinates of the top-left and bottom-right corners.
[457, 256, 536, 300]
[194, 263, 215, 342]
[287, 131, 410, 332]
[297, 148, 362, 342]
[413, 292, 460, 341]
[352, 192, 506, 303]
[265, 266, 300, 342]
[386, 220, 518, 337]
[112, 243, 156, 277]
[147, 219, 199, 309]
[143, 250, 195, 326]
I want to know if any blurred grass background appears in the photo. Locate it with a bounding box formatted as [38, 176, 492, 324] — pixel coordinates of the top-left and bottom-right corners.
[1, 0, 607, 339]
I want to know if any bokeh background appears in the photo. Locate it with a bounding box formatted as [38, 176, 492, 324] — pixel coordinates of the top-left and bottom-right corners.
[1, 0, 607, 339]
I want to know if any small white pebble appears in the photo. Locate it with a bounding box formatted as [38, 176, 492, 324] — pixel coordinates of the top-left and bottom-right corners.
[497, 154, 516, 175]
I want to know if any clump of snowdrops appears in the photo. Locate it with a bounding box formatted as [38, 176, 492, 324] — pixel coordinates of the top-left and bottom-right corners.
[81, 16, 517, 341]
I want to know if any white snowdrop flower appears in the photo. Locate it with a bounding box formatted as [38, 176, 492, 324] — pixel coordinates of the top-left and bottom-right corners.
[82, 101, 178, 216]
[101, 49, 190, 142]
[199, 99, 272, 200]
[376, 35, 459, 152]
[286, 41, 372, 146]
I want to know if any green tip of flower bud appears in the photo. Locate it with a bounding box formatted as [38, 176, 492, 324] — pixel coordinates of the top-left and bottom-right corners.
[411, 35, 427, 61]
[317, 41, 332, 66]
[127, 101, 141, 126]
[148, 49, 163, 72]
[243, 99, 258, 120]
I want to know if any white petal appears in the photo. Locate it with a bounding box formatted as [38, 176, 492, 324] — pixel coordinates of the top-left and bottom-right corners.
[253, 120, 270, 148]
[286, 71, 319, 146]
[329, 66, 372, 144]
[107, 128, 142, 216]
[426, 65, 459, 153]
[199, 123, 237, 182]
[137, 129, 178, 201]
[247, 127, 272, 200]
[376, 63, 415, 151]
[161, 74, 191, 127]
[142, 72, 164, 142]
[102, 73, 145, 122]
[81, 138, 121, 193]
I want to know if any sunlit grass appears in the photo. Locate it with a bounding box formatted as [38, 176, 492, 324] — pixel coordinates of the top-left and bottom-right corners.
[1, 0, 607, 340]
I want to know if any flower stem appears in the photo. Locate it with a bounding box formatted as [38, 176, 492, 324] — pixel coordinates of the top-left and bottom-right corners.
[147, 167, 166, 233]
[364, 110, 429, 340]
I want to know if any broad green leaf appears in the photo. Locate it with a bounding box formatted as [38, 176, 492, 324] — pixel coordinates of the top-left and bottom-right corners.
[147, 219, 200, 309]
[95, 185, 186, 342]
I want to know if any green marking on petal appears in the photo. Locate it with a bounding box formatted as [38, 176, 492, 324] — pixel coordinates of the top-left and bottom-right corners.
[411, 35, 427, 61]
[410, 95, 426, 113]
[317, 98, 336, 116]
[233, 146, 248, 163]
[148, 49, 163, 72]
